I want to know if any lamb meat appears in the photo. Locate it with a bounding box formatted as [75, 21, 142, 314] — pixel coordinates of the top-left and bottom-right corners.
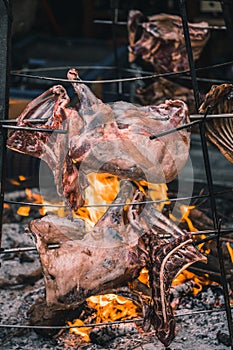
[29, 180, 206, 347]
[7, 85, 84, 195]
[7, 69, 190, 211]
[128, 10, 210, 73]
[199, 84, 233, 163]
[135, 77, 196, 113]
[63, 69, 190, 210]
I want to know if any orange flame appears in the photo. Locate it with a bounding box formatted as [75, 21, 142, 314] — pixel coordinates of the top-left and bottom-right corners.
[172, 270, 213, 295]
[17, 206, 31, 216]
[67, 319, 91, 342]
[87, 294, 138, 323]
[74, 173, 120, 227]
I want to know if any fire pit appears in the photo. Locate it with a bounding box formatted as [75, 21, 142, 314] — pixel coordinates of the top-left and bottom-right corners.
[1, 1, 233, 349]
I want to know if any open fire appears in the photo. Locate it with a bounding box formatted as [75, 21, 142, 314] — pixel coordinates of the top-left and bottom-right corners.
[3, 68, 233, 348]
[6, 171, 223, 346]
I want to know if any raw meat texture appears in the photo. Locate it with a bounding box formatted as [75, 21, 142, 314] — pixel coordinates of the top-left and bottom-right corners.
[7, 69, 190, 211]
[7, 85, 83, 195]
[135, 77, 196, 113]
[128, 10, 210, 73]
[199, 84, 233, 163]
[64, 69, 190, 210]
[29, 180, 206, 347]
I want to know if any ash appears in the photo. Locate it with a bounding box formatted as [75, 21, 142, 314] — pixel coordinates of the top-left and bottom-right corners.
[0, 222, 231, 350]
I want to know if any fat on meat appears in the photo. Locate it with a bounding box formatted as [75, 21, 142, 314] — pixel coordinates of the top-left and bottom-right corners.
[7, 69, 191, 210]
[128, 10, 210, 73]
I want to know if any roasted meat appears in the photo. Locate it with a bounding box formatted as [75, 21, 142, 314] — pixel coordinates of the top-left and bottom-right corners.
[199, 84, 233, 163]
[135, 77, 196, 113]
[128, 10, 210, 73]
[7, 69, 190, 210]
[29, 180, 206, 347]
[64, 69, 190, 209]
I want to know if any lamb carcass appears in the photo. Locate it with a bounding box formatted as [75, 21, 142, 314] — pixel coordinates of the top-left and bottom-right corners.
[7, 69, 191, 210]
[29, 180, 206, 347]
[128, 10, 210, 73]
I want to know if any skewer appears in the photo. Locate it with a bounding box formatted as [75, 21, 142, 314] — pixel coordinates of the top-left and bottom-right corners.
[0, 306, 231, 330]
[1, 227, 233, 254]
[94, 19, 227, 31]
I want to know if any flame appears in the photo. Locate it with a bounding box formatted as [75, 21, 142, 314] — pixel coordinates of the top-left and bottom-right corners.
[74, 173, 120, 227]
[9, 179, 21, 186]
[87, 294, 138, 323]
[67, 319, 91, 342]
[18, 175, 27, 181]
[172, 270, 213, 295]
[9, 175, 28, 186]
[226, 242, 233, 263]
[17, 206, 31, 216]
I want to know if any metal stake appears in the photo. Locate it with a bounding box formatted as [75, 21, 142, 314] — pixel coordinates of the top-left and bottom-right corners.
[0, 0, 12, 248]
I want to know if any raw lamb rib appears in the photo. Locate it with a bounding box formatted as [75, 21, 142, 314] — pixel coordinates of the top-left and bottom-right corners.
[199, 83, 233, 163]
[29, 180, 206, 347]
[7, 69, 191, 210]
[128, 10, 210, 73]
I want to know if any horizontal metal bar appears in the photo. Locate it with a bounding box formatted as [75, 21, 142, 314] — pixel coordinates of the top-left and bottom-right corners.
[149, 112, 233, 140]
[94, 19, 227, 31]
[0, 243, 60, 254]
[1, 229, 232, 255]
[1, 124, 67, 133]
[0, 307, 230, 330]
[4, 199, 66, 207]
[190, 113, 233, 119]
[0, 119, 49, 124]
[10, 60, 233, 84]
[3, 189, 233, 209]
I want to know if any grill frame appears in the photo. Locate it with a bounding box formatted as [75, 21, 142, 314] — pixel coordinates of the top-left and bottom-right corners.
[0, 0, 233, 347]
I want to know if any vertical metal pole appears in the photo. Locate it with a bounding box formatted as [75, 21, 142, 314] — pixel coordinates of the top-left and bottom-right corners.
[178, 0, 200, 111]
[0, 0, 12, 247]
[178, 1, 233, 348]
[110, 0, 122, 99]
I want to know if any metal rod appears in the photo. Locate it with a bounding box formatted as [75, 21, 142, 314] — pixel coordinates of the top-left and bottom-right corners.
[94, 19, 227, 31]
[0, 226, 233, 256]
[0, 0, 12, 248]
[216, 219, 233, 349]
[3, 188, 233, 208]
[0, 243, 60, 254]
[11, 60, 233, 76]
[0, 119, 49, 124]
[2, 124, 67, 133]
[149, 113, 233, 140]
[110, 0, 122, 99]
[149, 119, 200, 140]
[10, 60, 233, 84]
[0, 307, 231, 330]
[1, 229, 233, 255]
[1, 113, 232, 127]
[178, 0, 200, 110]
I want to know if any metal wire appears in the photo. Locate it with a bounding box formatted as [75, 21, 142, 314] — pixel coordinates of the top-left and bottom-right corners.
[3, 188, 233, 209]
[0, 228, 233, 255]
[10, 60, 233, 84]
[2, 124, 67, 133]
[94, 19, 227, 31]
[0, 0, 233, 345]
[0, 307, 230, 330]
